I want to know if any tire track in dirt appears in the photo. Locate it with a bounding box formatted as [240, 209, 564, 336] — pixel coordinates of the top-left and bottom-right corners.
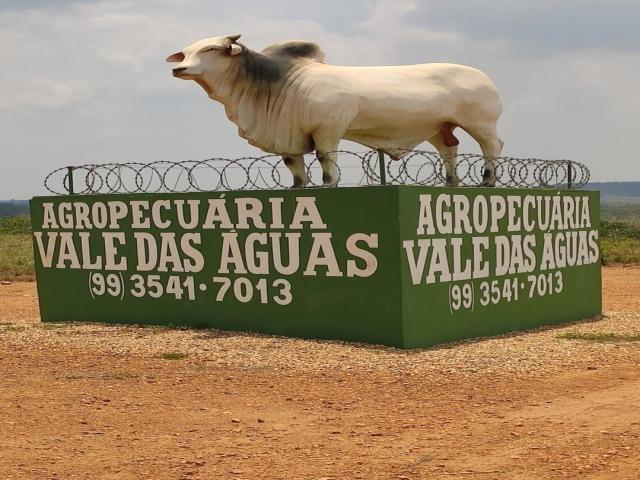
[1, 267, 639, 479]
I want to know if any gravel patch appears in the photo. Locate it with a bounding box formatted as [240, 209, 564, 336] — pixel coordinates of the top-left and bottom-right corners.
[2, 269, 639, 379]
[2, 309, 638, 378]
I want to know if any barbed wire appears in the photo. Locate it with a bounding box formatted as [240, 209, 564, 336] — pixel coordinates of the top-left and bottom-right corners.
[43, 150, 590, 195]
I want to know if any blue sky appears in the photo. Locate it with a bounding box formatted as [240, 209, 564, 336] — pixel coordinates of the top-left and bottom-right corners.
[1, 0, 639, 198]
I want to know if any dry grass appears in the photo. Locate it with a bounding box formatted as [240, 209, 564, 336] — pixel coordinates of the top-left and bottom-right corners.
[557, 331, 640, 342]
[0, 234, 33, 281]
[160, 352, 188, 360]
[601, 220, 640, 264]
[0, 217, 33, 281]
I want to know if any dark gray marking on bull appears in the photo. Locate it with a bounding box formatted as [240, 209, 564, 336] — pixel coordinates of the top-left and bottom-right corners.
[282, 42, 319, 58]
[238, 47, 284, 85]
[229, 41, 325, 92]
[322, 172, 332, 184]
[283, 156, 294, 166]
[482, 168, 496, 186]
[293, 175, 305, 187]
[231, 41, 322, 115]
[263, 41, 325, 63]
[446, 174, 454, 184]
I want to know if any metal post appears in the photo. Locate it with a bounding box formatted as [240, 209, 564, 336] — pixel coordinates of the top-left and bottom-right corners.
[67, 166, 75, 195]
[567, 161, 573, 189]
[377, 150, 387, 186]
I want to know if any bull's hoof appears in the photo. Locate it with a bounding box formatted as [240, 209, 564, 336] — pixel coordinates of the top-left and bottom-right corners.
[445, 175, 460, 187]
[321, 180, 339, 188]
[481, 168, 496, 187]
[321, 171, 339, 187]
[479, 180, 496, 187]
[291, 175, 309, 189]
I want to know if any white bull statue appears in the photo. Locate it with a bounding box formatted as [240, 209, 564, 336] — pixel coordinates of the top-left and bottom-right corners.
[167, 34, 503, 187]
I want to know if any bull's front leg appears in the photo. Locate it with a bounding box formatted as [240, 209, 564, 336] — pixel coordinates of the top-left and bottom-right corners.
[312, 132, 341, 187]
[282, 155, 309, 188]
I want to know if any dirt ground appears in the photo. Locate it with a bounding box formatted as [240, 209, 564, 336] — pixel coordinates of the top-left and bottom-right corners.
[1, 267, 639, 480]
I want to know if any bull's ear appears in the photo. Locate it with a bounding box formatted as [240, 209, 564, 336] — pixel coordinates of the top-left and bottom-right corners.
[227, 44, 242, 56]
[166, 52, 185, 62]
[227, 34, 241, 42]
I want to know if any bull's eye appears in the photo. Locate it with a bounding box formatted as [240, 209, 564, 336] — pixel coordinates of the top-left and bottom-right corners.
[202, 47, 220, 53]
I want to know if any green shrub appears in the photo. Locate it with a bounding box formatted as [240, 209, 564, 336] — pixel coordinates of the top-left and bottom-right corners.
[600, 220, 640, 264]
[0, 216, 31, 235]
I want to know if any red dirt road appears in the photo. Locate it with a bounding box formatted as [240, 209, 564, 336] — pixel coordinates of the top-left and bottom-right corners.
[1, 267, 639, 479]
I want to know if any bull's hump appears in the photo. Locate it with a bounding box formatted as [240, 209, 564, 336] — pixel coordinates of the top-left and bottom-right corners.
[262, 41, 325, 63]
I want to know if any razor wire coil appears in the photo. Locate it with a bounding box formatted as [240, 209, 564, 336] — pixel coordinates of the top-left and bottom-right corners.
[44, 150, 590, 195]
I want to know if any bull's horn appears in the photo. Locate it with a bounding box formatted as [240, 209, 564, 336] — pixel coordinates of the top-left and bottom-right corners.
[227, 34, 241, 42]
[229, 44, 242, 56]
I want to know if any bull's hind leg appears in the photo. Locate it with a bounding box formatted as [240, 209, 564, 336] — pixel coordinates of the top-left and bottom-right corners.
[464, 125, 503, 187]
[282, 155, 309, 188]
[316, 150, 340, 187]
[428, 124, 460, 186]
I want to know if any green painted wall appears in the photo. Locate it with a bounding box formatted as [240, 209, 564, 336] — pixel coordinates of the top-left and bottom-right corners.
[30, 186, 601, 348]
[397, 187, 601, 348]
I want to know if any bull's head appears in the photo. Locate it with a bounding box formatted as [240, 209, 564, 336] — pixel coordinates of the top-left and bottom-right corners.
[166, 34, 242, 79]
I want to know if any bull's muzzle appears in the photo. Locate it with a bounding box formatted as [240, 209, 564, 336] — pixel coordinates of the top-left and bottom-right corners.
[172, 67, 188, 77]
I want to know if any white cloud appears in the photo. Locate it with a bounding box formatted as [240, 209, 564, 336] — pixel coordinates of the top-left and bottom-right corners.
[1, 0, 639, 198]
[0, 78, 91, 111]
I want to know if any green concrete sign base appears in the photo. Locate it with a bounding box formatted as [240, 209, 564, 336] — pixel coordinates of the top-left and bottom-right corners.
[31, 186, 601, 349]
